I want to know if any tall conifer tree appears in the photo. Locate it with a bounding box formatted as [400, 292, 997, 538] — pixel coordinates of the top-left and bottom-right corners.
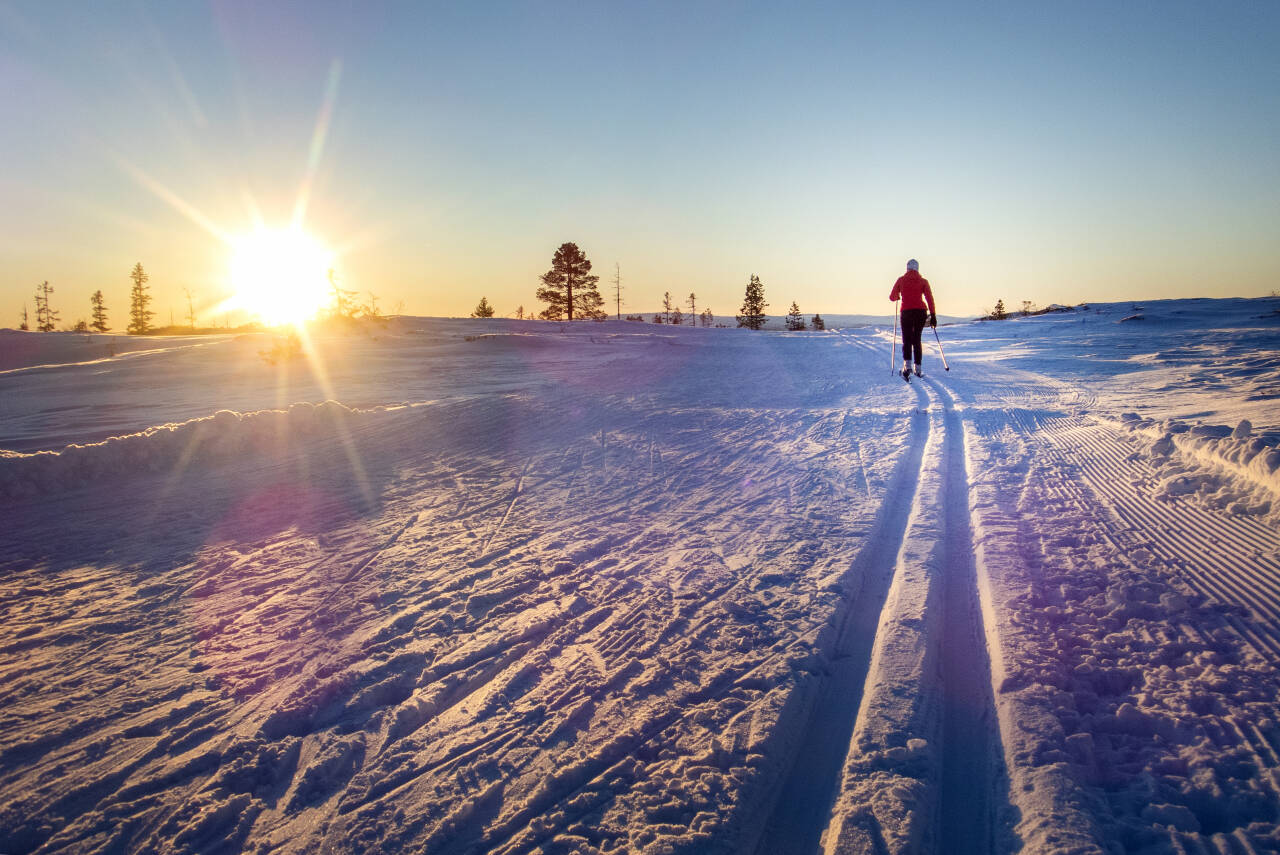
[128, 263, 153, 334]
[736, 275, 768, 329]
[537, 242, 603, 321]
[91, 290, 109, 332]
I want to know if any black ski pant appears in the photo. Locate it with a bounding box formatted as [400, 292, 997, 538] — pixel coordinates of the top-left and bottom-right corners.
[901, 308, 927, 365]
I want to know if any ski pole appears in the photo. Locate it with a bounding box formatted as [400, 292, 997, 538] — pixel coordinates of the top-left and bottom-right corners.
[932, 325, 950, 371]
[891, 300, 899, 375]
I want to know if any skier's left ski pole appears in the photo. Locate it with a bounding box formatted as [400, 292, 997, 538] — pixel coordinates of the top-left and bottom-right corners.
[932, 325, 950, 371]
[891, 300, 899, 375]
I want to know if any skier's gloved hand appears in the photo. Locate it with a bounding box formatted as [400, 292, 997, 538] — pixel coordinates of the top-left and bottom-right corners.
[928, 313, 937, 328]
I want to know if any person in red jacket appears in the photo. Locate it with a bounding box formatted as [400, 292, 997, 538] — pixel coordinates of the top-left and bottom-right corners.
[889, 259, 937, 380]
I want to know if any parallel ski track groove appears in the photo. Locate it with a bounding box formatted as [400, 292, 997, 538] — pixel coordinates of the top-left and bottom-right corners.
[752, 383, 932, 855]
[1014, 410, 1280, 659]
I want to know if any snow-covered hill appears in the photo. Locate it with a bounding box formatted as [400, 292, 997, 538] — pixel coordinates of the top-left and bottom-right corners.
[2, 297, 1278, 854]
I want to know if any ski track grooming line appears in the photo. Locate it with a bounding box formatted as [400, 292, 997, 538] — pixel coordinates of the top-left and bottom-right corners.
[752, 383, 933, 855]
[816, 380, 1008, 855]
[1022, 411, 1280, 659]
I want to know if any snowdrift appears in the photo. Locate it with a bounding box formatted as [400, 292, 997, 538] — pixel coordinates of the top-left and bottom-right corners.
[0, 401, 365, 500]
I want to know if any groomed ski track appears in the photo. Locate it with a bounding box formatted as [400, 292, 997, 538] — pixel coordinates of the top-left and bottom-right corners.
[753, 372, 1011, 855]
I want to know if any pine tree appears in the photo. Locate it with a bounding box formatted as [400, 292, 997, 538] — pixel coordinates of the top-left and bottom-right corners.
[811, 314, 825, 331]
[687, 293, 696, 325]
[700, 307, 714, 327]
[34, 281, 59, 332]
[989, 299, 1007, 321]
[671, 307, 683, 325]
[127, 263, 153, 334]
[19, 305, 29, 331]
[661, 291, 674, 324]
[472, 296, 495, 318]
[536, 242, 602, 321]
[736, 275, 768, 329]
[90, 290, 109, 332]
[786, 301, 805, 330]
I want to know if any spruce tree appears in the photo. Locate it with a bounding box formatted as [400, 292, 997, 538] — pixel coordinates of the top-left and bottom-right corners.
[536, 242, 602, 321]
[34, 281, 59, 332]
[472, 296, 495, 318]
[91, 290, 109, 332]
[811, 314, 825, 330]
[786, 301, 805, 330]
[736, 275, 768, 329]
[19, 305, 29, 331]
[127, 263, 153, 334]
[700, 307, 714, 327]
[671, 307, 683, 326]
[990, 299, 1006, 321]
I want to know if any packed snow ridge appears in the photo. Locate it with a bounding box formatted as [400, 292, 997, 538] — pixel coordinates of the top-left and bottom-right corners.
[2, 297, 1279, 855]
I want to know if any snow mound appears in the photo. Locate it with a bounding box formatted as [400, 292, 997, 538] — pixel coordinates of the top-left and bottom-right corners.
[1117, 415, 1280, 523]
[0, 401, 363, 501]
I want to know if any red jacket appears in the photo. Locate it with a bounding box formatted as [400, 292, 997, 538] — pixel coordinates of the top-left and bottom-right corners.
[890, 270, 936, 314]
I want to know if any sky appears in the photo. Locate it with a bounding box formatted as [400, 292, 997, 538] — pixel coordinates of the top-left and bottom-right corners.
[2, 0, 1278, 325]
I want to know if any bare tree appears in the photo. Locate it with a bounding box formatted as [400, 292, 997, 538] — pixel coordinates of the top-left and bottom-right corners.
[613, 263, 622, 320]
[184, 288, 197, 329]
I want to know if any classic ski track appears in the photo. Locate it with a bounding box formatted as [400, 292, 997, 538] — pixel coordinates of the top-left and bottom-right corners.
[1020, 410, 1280, 659]
[811, 378, 1007, 854]
[930, 379, 1007, 854]
[752, 382, 932, 855]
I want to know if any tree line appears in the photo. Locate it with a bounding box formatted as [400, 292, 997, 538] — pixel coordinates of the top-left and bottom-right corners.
[17, 263, 178, 335]
[470, 242, 824, 331]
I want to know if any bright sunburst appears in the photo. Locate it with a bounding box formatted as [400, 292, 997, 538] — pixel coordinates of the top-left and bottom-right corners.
[228, 227, 334, 326]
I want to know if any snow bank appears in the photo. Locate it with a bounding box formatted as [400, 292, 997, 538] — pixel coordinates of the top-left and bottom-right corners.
[1116, 413, 1280, 523]
[0, 401, 364, 501]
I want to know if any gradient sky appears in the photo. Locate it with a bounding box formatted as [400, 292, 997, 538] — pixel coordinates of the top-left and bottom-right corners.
[2, 1, 1278, 325]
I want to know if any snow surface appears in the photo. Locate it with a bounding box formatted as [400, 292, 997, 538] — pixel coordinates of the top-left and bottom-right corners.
[2, 297, 1279, 854]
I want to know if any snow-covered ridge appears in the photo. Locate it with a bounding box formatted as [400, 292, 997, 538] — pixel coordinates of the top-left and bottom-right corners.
[0, 401, 366, 500]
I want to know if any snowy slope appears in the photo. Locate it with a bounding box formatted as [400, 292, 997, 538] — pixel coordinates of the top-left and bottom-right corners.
[2, 298, 1279, 854]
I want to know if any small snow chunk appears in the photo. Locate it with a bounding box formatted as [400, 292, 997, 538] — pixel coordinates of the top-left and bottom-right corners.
[1233, 419, 1253, 439]
[1140, 802, 1200, 832]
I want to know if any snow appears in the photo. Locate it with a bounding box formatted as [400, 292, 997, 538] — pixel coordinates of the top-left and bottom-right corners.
[2, 297, 1279, 854]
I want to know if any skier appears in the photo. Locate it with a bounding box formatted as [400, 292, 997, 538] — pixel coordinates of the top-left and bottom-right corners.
[890, 259, 936, 381]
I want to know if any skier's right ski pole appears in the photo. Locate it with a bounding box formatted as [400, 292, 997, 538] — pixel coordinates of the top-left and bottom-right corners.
[932, 325, 950, 371]
[891, 300, 899, 375]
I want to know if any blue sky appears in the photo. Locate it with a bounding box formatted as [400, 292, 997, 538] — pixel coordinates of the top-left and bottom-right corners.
[2, 0, 1278, 324]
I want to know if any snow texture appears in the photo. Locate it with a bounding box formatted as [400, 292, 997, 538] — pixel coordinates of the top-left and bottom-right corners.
[2, 297, 1279, 855]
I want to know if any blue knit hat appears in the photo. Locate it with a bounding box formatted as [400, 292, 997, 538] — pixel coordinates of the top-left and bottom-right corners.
[907, 259, 919, 271]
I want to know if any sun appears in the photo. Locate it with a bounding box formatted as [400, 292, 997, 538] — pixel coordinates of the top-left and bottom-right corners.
[228, 227, 335, 326]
